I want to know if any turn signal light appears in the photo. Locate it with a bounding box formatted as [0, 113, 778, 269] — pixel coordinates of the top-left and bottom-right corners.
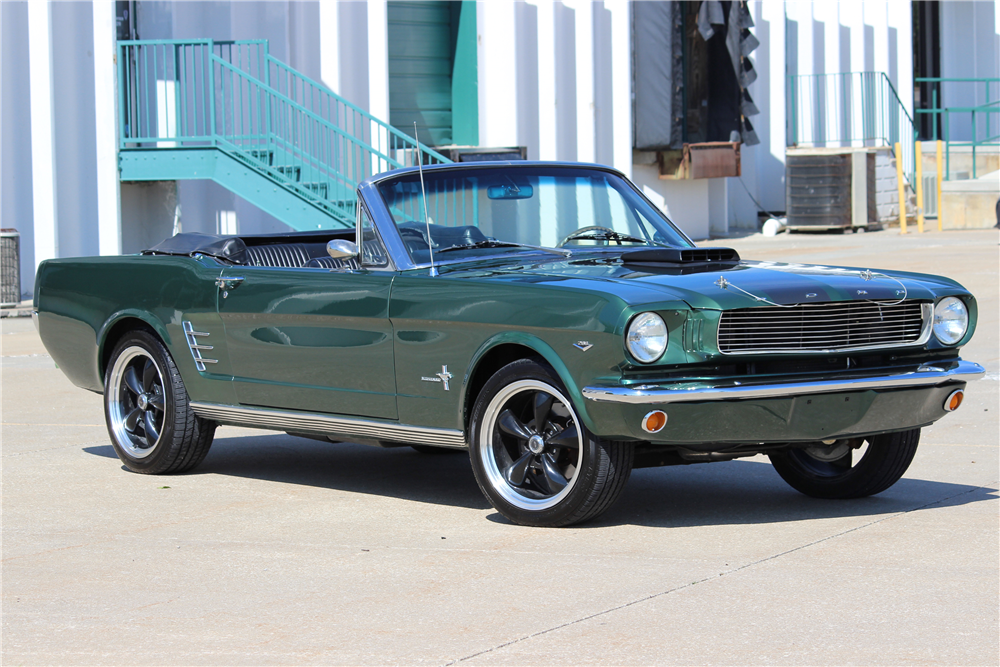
[944, 389, 964, 412]
[642, 410, 667, 433]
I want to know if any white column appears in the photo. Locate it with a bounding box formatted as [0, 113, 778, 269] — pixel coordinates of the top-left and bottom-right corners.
[787, 1, 816, 144]
[93, 1, 121, 255]
[840, 0, 867, 148]
[758, 0, 785, 212]
[569, 0, 595, 163]
[28, 0, 58, 267]
[367, 0, 390, 169]
[888, 0, 913, 117]
[478, 0, 519, 147]
[319, 0, 340, 94]
[866, 2, 889, 80]
[608, 0, 631, 178]
[535, 0, 557, 160]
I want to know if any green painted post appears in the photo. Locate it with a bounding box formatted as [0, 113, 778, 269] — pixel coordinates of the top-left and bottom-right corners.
[931, 88, 937, 141]
[118, 43, 127, 145]
[451, 0, 479, 146]
[971, 108, 976, 179]
[208, 41, 216, 145]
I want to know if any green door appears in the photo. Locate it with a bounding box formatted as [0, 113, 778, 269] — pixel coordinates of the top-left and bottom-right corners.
[218, 267, 397, 419]
[388, 0, 478, 146]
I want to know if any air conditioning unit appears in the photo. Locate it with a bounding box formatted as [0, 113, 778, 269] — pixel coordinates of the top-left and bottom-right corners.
[785, 148, 878, 231]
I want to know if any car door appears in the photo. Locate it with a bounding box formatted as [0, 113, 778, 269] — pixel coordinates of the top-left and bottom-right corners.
[217, 264, 397, 420]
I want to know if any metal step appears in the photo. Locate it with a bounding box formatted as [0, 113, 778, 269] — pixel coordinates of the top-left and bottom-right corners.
[275, 165, 301, 182]
[301, 182, 329, 199]
[248, 149, 274, 166]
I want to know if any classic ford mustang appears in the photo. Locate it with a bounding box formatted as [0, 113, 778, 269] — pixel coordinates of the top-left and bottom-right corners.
[35, 162, 983, 526]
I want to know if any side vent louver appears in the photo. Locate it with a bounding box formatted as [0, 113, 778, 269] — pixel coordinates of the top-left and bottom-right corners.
[183, 321, 218, 372]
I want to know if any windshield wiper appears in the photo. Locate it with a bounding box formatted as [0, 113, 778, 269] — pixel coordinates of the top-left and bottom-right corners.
[566, 231, 649, 245]
[438, 240, 570, 256]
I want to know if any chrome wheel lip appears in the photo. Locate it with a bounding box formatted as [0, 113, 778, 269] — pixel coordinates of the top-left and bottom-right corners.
[479, 379, 584, 511]
[108, 346, 164, 459]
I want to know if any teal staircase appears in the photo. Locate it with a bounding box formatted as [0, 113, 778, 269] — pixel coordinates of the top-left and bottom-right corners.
[117, 40, 451, 230]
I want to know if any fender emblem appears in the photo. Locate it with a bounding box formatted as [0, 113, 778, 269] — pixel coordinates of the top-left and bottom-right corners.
[573, 341, 593, 352]
[421, 365, 453, 391]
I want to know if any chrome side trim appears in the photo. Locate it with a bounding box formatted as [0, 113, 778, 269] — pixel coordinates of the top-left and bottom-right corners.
[582, 360, 986, 405]
[182, 321, 218, 372]
[190, 402, 468, 449]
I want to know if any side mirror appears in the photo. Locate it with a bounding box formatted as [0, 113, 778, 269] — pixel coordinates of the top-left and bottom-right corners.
[327, 239, 359, 260]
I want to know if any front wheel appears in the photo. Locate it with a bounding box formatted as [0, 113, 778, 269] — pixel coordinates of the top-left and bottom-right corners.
[104, 330, 216, 474]
[768, 429, 920, 499]
[469, 359, 633, 527]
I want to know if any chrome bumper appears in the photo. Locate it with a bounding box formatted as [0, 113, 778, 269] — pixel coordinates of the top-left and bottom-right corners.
[582, 361, 985, 405]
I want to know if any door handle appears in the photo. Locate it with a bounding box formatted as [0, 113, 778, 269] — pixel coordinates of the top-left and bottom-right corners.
[216, 276, 244, 297]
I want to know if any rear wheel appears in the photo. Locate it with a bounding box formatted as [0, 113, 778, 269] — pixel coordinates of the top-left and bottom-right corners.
[768, 429, 920, 499]
[469, 359, 633, 527]
[104, 330, 215, 474]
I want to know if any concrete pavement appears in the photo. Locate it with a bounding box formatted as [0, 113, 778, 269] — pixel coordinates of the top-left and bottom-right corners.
[2, 227, 997, 665]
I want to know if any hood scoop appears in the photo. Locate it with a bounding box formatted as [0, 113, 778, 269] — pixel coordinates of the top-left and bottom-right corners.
[622, 247, 740, 274]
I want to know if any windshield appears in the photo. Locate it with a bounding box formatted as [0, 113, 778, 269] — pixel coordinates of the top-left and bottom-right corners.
[376, 165, 693, 264]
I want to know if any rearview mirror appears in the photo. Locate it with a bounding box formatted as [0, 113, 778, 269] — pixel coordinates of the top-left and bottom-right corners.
[487, 183, 533, 200]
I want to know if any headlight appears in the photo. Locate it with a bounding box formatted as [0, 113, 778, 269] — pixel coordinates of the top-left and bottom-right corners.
[933, 297, 968, 345]
[626, 312, 668, 363]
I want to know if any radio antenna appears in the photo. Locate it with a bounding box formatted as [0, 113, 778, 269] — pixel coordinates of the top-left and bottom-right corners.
[414, 123, 437, 277]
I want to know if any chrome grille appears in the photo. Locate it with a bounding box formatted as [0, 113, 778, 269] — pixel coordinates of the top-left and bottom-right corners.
[718, 301, 929, 354]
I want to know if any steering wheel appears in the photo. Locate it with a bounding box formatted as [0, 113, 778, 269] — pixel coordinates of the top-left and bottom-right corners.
[558, 226, 618, 247]
[398, 224, 432, 249]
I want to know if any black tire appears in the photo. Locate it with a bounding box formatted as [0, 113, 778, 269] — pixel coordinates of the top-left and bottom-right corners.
[768, 429, 920, 499]
[469, 359, 633, 527]
[104, 329, 216, 474]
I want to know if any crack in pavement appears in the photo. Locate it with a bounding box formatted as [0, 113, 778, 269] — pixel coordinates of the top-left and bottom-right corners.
[444, 481, 998, 665]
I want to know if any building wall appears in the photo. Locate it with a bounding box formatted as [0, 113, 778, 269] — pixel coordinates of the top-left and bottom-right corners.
[4, 0, 999, 295]
[940, 1, 999, 143]
[1, 1, 35, 297]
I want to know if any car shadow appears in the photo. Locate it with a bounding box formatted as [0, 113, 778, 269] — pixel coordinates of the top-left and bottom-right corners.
[84, 433, 997, 526]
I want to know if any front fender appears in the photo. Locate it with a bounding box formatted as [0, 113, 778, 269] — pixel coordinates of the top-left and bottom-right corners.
[462, 331, 603, 435]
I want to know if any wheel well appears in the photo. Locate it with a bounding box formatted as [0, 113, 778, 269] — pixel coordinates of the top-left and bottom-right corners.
[464, 344, 543, 430]
[100, 317, 157, 383]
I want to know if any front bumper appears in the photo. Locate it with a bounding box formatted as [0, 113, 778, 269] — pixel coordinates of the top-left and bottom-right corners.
[583, 361, 985, 404]
[580, 360, 984, 445]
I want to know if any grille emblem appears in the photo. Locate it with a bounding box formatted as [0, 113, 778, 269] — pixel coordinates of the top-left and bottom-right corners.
[805, 293, 817, 298]
[857, 290, 868, 295]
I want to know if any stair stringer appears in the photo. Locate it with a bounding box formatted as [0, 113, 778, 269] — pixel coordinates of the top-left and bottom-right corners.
[119, 147, 354, 231]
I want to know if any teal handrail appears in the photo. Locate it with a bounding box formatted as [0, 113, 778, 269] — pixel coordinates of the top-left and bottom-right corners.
[914, 77, 999, 179]
[263, 55, 450, 167]
[117, 39, 452, 227]
[787, 71, 915, 185]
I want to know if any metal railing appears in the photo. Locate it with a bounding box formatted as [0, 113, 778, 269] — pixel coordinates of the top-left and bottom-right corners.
[914, 77, 1000, 180]
[118, 39, 450, 226]
[787, 71, 915, 184]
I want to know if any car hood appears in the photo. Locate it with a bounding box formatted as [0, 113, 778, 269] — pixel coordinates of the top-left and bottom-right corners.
[438, 255, 959, 310]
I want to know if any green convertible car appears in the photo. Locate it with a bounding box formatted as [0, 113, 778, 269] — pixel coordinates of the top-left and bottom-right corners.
[35, 162, 984, 526]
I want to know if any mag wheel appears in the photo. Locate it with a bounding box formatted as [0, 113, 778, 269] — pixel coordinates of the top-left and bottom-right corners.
[768, 429, 920, 499]
[104, 330, 215, 474]
[469, 359, 633, 527]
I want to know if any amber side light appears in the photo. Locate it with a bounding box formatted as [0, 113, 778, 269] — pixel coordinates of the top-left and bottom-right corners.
[642, 410, 668, 433]
[944, 389, 965, 412]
